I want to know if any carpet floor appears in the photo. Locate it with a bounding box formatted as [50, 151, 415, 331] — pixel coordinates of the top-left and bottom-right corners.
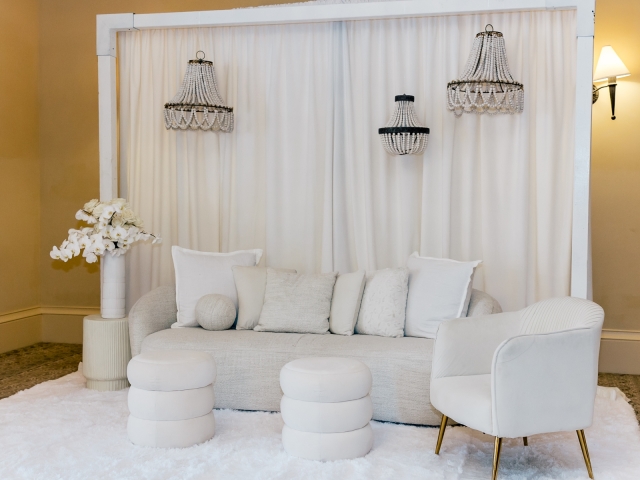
[1, 369, 640, 479]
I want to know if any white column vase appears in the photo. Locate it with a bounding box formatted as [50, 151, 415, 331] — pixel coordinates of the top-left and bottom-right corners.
[101, 253, 126, 319]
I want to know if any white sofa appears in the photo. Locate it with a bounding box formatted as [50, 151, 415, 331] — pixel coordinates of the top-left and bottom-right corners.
[129, 286, 502, 426]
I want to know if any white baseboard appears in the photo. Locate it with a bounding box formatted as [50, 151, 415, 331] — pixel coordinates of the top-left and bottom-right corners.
[0, 306, 100, 353]
[599, 328, 640, 375]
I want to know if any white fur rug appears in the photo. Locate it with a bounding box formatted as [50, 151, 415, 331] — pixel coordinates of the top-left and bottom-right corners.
[1, 369, 639, 480]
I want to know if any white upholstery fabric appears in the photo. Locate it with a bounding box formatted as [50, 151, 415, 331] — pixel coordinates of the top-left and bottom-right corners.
[195, 294, 236, 331]
[127, 350, 216, 391]
[282, 424, 373, 461]
[134, 286, 501, 425]
[127, 412, 215, 448]
[430, 375, 493, 435]
[405, 253, 480, 338]
[233, 266, 296, 330]
[280, 395, 373, 433]
[355, 268, 409, 338]
[430, 297, 605, 438]
[329, 271, 366, 336]
[128, 385, 214, 421]
[255, 269, 337, 334]
[280, 357, 372, 403]
[172, 247, 262, 328]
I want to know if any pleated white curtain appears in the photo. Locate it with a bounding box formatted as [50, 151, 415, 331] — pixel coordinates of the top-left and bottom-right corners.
[119, 9, 576, 312]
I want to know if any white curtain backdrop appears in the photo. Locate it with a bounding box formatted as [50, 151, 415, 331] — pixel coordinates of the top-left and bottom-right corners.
[119, 9, 576, 312]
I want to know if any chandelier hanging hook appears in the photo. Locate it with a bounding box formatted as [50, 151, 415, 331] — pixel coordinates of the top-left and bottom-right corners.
[485, 24, 494, 33]
[196, 50, 206, 62]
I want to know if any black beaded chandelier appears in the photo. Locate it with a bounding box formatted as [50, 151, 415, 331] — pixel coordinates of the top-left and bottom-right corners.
[378, 95, 430, 156]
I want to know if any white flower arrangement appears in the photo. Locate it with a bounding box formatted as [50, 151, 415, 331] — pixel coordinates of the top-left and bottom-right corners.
[50, 198, 161, 263]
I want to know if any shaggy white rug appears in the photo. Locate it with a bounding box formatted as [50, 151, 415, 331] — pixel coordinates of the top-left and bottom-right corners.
[1, 369, 639, 480]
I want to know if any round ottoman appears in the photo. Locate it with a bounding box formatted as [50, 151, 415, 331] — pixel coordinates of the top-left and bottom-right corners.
[127, 350, 216, 448]
[280, 357, 374, 461]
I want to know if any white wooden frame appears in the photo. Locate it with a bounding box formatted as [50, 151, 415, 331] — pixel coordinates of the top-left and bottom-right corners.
[96, 0, 596, 299]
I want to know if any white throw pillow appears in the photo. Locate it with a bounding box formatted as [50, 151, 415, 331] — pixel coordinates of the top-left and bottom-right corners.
[195, 294, 236, 331]
[329, 271, 366, 336]
[233, 266, 296, 330]
[404, 252, 481, 339]
[254, 269, 337, 334]
[172, 246, 262, 328]
[355, 268, 409, 338]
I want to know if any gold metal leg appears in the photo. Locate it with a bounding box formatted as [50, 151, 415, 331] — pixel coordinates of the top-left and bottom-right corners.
[435, 415, 448, 454]
[577, 430, 594, 479]
[523, 437, 528, 446]
[492, 437, 503, 480]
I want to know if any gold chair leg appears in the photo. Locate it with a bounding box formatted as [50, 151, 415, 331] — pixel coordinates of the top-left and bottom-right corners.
[523, 437, 528, 446]
[577, 430, 594, 479]
[435, 415, 448, 454]
[492, 437, 503, 480]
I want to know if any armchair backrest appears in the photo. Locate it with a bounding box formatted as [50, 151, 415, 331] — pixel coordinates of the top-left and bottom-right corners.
[519, 297, 604, 335]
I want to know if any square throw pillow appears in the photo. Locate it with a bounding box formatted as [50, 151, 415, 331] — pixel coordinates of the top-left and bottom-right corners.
[355, 268, 409, 338]
[405, 252, 481, 339]
[233, 266, 296, 331]
[254, 269, 337, 334]
[329, 270, 366, 336]
[172, 246, 262, 328]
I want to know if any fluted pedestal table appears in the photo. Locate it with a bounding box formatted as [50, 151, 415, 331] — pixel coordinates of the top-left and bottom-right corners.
[83, 315, 131, 391]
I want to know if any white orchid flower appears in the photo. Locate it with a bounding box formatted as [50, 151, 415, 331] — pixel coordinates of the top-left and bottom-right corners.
[85, 252, 98, 263]
[50, 246, 62, 260]
[105, 241, 116, 252]
[68, 241, 81, 257]
[78, 235, 91, 249]
[101, 205, 116, 220]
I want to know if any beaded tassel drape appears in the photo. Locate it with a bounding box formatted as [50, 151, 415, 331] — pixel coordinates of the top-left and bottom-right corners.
[447, 25, 524, 116]
[378, 95, 430, 156]
[164, 52, 234, 132]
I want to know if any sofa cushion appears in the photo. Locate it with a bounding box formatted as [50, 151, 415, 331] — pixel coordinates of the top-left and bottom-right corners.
[172, 246, 262, 328]
[233, 266, 297, 330]
[329, 271, 366, 336]
[355, 268, 409, 338]
[254, 269, 337, 334]
[140, 329, 440, 426]
[405, 252, 481, 339]
[195, 294, 236, 331]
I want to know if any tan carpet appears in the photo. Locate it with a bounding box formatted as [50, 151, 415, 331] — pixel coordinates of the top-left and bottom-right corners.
[1, 343, 639, 424]
[0, 343, 82, 400]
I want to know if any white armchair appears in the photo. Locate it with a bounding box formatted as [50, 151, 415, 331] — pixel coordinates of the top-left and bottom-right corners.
[430, 297, 604, 479]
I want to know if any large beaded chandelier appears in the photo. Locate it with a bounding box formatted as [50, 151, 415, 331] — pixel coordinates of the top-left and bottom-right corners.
[164, 51, 234, 132]
[447, 25, 524, 116]
[378, 95, 430, 156]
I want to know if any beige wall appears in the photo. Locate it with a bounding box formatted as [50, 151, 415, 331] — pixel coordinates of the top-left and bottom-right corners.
[592, 0, 640, 330]
[592, 0, 640, 373]
[0, 0, 41, 351]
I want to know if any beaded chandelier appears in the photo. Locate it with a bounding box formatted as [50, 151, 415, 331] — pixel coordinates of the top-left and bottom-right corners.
[447, 25, 524, 116]
[378, 95, 430, 156]
[164, 51, 234, 132]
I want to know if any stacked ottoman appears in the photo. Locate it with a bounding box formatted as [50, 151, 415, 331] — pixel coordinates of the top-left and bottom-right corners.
[127, 350, 217, 448]
[280, 357, 374, 460]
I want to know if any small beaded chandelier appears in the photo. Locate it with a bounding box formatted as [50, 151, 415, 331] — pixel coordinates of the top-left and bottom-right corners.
[447, 25, 524, 116]
[164, 51, 234, 132]
[378, 95, 430, 156]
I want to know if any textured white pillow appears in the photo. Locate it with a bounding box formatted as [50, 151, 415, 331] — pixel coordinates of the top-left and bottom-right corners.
[195, 294, 236, 331]
[405, 252, 481, 339]
[255, 269, 337, 334]
[329, 271, 366, 336]
[355, 268, 409, 338]
[233, 266, 296, 330]
[172, 246, 262, 328]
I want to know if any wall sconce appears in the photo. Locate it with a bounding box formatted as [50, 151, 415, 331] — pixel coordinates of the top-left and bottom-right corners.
[592, 46, 630, 120]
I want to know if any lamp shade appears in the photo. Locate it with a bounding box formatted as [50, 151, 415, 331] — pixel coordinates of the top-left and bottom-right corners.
[594, 46, 630, 82]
